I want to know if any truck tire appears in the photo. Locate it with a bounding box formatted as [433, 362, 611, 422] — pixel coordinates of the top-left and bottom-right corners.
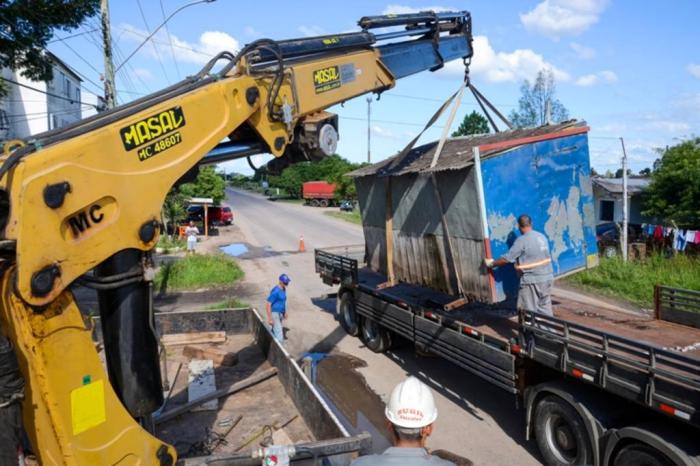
[337, 292, 359, 336]
[360, 317, 391, 353]
[319, 199, 329, 208]
[310, 199, 320, 207]
[534, 395, 594, 466]
[613, 443, 674, 466]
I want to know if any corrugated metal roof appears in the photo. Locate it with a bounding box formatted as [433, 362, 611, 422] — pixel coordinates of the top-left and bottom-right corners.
[349, 121, 588, 177]
[592, 176, 650, 194]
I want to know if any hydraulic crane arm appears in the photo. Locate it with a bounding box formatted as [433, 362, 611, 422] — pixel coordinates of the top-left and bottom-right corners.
[0, 10, 472, 465]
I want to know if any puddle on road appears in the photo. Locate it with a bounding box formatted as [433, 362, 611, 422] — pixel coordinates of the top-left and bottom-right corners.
[219, 243, 281, 260]
[304, 352, 392, 454]
[219, 243, 249, 256]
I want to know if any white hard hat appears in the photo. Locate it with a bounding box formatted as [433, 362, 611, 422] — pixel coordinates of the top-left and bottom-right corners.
[384, 376, 438, 428]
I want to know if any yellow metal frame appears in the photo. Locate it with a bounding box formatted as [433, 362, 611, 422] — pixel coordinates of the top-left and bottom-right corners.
[0, 269, 176, 465]
[0, 47, 397, 465]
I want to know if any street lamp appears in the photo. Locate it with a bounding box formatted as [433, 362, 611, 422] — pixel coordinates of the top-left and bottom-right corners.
[115, 0, 216, 73]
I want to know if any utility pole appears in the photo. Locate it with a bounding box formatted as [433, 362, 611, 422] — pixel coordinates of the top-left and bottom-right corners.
[366, 96, 372, 163]
[100, 0, 116, 109]
[620, 137, 629, 262]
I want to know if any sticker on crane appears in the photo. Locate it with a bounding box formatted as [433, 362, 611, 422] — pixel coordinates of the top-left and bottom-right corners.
[119, 106, 186, 161]
[70, 379, 106, 435]
[313, 64, 356, 93]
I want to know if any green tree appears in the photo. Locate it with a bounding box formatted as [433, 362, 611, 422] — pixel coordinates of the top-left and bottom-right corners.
[643, 138, 700, 226]
[452, 110, 490, 137]
[0, 1, 99, 95]
[590, 167, 599, 177]
[509, 69, 570, 128]
[614, 168, 632, 178]
[639, 167, 652, 176]
[268, 154, 364, 199]
[179, 166, 226, 204]
[161, 188, 188, 235]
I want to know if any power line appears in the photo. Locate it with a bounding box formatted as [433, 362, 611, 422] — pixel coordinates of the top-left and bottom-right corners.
[383, 92, 517, 109]
[0, 77, 99, 108]
[135, 0, 170, 84]
[160, 0, 181, 79]
[113, 25, 211, 58]
[47, 28, 99, 44]
[340, 115, 445, 129]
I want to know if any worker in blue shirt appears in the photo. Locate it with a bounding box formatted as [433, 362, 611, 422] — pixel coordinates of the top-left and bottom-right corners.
[266, 274, 291, 343]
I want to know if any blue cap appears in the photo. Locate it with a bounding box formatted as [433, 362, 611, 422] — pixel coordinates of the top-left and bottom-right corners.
[279, 273, 291, 285]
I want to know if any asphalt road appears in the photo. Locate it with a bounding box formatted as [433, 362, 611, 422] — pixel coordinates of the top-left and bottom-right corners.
[225, 187, 541, 466]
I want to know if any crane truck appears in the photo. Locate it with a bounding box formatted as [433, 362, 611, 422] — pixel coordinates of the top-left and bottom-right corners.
[0, 10, 473, 465]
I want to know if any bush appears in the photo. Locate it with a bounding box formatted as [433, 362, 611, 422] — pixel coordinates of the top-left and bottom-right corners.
[155, 254, 244, 292]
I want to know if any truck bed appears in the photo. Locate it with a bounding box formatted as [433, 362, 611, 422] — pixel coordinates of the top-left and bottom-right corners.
[357, 266, 700, 359]
[318, 247, 700, 427]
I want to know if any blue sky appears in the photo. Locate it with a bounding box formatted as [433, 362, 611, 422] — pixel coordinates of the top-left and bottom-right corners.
[48, 0, 700, 175]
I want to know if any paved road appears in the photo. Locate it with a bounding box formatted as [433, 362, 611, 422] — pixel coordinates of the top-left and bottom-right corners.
[226, 187, 541, 466]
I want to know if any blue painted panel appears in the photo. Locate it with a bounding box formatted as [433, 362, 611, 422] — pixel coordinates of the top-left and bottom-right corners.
[481, 133, 597, 301]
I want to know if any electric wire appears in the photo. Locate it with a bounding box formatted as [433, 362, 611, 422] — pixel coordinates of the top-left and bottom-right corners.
[159, 0, 182, 79]
[135, 0, 171, 84]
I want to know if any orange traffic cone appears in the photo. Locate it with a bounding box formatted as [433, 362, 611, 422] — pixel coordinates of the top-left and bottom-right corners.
[298, 235, 306, 253]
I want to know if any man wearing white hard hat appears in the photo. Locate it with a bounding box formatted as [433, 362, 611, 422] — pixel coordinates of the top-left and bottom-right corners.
[351, 376, 454, 465]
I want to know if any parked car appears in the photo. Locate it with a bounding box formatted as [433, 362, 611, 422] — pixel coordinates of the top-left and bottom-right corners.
[596, 222, 641, 257]
[339, 200, 354, 212]
[187, 205, 233, 226]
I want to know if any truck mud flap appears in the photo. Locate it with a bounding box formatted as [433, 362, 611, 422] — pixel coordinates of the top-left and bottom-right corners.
[355, 293, 414, 340]
[414, 315, 517, 393]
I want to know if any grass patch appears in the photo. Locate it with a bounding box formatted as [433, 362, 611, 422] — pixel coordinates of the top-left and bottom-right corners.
[156, 254, 244, 292]
[324, 210, 362, 225]
[157, 236, 186, 254]
[565, 254, 700, 308]
[206, 297, 249, 310]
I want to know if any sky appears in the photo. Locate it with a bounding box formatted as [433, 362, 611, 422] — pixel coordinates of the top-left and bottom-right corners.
[47, 0, 700, 175]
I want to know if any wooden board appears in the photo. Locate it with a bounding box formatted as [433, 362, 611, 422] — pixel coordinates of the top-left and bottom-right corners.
[183, 345, 238, 366]
[161, 331, 226, 346]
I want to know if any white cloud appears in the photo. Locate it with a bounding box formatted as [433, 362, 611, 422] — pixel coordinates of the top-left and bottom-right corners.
[382, 4, 454, 14]
[575, 70, 617, 86]
[371, 125, 397, 139]
[520, 0, 610, 38]
[131, 67, 153, 81]
[569, 42, 595, 59]
[575, 74, 598, 86]
[298, 25, 326, 37]
[243, 26, 260, 38]
[687, 63, 700, 79]
[443, 35, 569, 83]
[119, 23, 239, 65]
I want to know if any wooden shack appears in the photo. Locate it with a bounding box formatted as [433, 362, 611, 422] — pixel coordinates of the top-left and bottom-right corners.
[349, 122, 599, 303]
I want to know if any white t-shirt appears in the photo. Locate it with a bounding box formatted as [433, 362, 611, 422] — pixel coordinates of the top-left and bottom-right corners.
[185, 226, 199, 242]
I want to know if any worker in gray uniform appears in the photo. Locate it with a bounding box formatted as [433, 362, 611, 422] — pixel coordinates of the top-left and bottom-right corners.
[484, 214, 554, 316]
[351, 376, 454, 466]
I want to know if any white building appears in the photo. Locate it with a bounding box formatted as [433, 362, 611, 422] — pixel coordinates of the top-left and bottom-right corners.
[592, 177, 653, 225]
[0, 52, 103, 142]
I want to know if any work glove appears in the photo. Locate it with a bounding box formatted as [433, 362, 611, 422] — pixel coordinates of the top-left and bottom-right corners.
[483, 258, 495, 268]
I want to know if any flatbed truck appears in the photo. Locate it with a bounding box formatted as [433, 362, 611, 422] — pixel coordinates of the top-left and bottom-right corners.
[315, 245, 700, 466]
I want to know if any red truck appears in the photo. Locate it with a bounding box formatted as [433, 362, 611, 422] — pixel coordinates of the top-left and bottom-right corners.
[303, 181, 337, 207]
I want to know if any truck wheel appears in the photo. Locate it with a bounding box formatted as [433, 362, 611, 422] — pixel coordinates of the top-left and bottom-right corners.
[613, 443, 673, 466]
[319, 199, 329, 208]
[310, 199, 320, 207]
[534, 395, 594, 466]
[337, 292, 359, 336]
[360, 317, 391, 353]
